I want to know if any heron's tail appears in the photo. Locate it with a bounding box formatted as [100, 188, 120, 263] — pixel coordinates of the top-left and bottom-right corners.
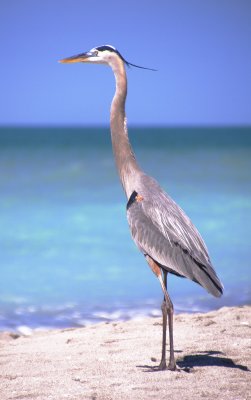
[166, 245, 224, 297]
[193, 259, 224, 297]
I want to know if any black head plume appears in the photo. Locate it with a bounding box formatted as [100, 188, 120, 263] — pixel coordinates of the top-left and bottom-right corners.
[96, 45, 157, 71]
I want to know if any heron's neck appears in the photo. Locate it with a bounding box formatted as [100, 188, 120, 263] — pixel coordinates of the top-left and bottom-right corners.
[110, 59, 141, 198]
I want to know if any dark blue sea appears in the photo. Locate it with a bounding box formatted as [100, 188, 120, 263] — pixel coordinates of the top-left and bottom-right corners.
[0, 126, 250, 332]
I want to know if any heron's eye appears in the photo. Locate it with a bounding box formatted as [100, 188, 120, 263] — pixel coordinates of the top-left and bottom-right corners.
[93, 50, 98, 57]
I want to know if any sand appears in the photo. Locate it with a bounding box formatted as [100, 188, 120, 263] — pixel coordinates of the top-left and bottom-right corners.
[0, 305, 250, 400]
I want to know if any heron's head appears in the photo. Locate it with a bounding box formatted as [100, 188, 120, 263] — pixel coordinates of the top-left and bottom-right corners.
[59, 45, 119, 65]
[59, 45, 156, 71]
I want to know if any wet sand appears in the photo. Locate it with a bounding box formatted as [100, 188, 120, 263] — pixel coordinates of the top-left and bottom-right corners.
[0, 305, 250, 400]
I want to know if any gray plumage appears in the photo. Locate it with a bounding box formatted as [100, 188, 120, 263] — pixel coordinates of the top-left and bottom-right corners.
[126, 173, 223, 298]
[60, 44, 223, 371]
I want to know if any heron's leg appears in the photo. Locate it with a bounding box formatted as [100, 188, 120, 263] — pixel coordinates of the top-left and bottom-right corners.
[158, 271, 176, 371]
[145, 256, 176, 371]
[159, 271, 167, 370]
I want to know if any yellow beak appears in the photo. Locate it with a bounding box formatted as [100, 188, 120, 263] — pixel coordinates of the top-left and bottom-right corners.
[59, 52, 91, 63]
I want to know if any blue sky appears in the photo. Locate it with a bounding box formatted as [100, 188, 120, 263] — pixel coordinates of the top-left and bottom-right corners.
[0, 0, 250, 126]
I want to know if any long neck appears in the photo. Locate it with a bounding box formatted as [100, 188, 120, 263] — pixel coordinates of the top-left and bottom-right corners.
[109, 59, 141, 198]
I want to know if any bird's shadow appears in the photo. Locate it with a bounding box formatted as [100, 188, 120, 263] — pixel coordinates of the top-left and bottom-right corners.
[137, 350, 250, 373]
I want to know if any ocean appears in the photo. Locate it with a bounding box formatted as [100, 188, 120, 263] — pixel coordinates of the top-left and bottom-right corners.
[0, 126, 250, 332]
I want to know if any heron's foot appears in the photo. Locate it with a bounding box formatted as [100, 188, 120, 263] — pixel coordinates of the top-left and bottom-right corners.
[158, 359, 176, 371]
[158, 360, 167, 370]
[167, 360, 176, 371]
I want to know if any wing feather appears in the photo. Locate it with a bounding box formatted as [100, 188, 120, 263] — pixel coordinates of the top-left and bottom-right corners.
[126, 175, 223, 297]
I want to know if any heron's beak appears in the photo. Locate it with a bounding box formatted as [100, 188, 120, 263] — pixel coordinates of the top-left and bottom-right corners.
[59, 52, 92, 63]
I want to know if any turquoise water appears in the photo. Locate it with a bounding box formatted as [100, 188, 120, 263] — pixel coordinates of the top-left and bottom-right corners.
[0, 127, 250, 331]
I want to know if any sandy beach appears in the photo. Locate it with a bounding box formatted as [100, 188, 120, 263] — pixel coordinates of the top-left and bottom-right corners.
[0, 305, 250, 400]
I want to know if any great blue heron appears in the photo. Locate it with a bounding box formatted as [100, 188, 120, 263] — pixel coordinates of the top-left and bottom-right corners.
[59, 45, 223, 371]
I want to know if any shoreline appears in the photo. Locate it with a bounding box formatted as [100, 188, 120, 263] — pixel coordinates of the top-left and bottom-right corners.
[1, 305, 250, 400]
[1, 297, 249, 334]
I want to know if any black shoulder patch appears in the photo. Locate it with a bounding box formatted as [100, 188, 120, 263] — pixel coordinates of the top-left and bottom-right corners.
[126, 191, 138, 210]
